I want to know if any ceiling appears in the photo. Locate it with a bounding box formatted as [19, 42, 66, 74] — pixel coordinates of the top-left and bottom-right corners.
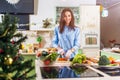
[96, 0, 120, 9]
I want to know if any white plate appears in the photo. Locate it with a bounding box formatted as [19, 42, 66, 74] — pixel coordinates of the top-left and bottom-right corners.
[99, 65, 120, 69]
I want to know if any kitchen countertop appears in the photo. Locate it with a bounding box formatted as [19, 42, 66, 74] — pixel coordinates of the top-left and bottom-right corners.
[35, 59, 120, 80]
[100, 49, 120, 59]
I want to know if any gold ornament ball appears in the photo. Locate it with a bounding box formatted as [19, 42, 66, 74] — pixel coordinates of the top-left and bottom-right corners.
[19, 44, 24, 50]
[100, 4, 103, 12]
[4, 57, 13, 65]
[21, 44, 25, 50]
[8, 57, 13, 65]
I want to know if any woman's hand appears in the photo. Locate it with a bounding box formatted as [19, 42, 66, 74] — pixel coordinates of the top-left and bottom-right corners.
[65, 48, 75, 59]
[65, 50, 72, 59]
[57, 47, 65, 55]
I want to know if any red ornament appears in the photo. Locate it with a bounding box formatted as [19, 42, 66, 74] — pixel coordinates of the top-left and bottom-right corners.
[17, 78, 21, 80]
[13, 55, 19, 61]
[11, 40, 15, 44]
[0, 48, 4, 53]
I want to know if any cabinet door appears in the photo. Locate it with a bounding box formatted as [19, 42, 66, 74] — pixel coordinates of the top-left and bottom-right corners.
[79, 6, 100, 57]
[79, 6, 100, 48]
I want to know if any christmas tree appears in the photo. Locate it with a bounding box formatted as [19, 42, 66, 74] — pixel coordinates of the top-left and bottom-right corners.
[0, 14, 36, 80]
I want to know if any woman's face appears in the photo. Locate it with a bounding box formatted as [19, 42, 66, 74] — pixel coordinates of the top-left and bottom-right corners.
[64, 11, 72, 26]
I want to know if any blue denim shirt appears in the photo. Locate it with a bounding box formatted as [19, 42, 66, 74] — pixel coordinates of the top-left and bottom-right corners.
[52, 26, 81, 58]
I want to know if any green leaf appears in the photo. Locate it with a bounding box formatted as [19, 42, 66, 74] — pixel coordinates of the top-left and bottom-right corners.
[37, 36, 42, 43]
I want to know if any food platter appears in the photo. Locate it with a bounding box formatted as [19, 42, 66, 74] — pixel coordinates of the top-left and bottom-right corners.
[112, 50, 120, 53]
[112, 47, 120, 53]
[92, 64, 120, 70]
[99, 65, 120, 69]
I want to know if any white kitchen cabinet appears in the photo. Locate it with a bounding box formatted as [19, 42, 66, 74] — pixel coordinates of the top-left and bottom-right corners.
[79, 6, 100, 57]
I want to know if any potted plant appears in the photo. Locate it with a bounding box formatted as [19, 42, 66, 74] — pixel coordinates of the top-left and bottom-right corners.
[37, 35, 42, 48]
[42, 18, 52, 28]
[109, 39, 116, 48]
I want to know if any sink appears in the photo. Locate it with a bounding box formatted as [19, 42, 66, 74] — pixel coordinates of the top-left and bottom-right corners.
[40, 64, 103, 79]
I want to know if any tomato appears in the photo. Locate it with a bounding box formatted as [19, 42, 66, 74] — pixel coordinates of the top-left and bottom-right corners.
[111, 60, 116, 64]
[36, 53, 41, 57]
[44, 60, 51, 65]
[58, 58, 67, 61]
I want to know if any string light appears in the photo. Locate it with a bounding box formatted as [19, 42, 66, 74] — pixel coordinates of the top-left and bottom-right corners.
[101, 8, 108, 17]
[101, 0, 109, 17]
[6, 0, 20, 5]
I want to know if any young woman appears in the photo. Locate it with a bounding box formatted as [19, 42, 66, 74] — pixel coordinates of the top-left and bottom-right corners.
[52, 8, 81, 60]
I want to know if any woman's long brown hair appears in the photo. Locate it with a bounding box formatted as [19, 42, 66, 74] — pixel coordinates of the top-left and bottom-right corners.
[59, 8, 75, 33]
